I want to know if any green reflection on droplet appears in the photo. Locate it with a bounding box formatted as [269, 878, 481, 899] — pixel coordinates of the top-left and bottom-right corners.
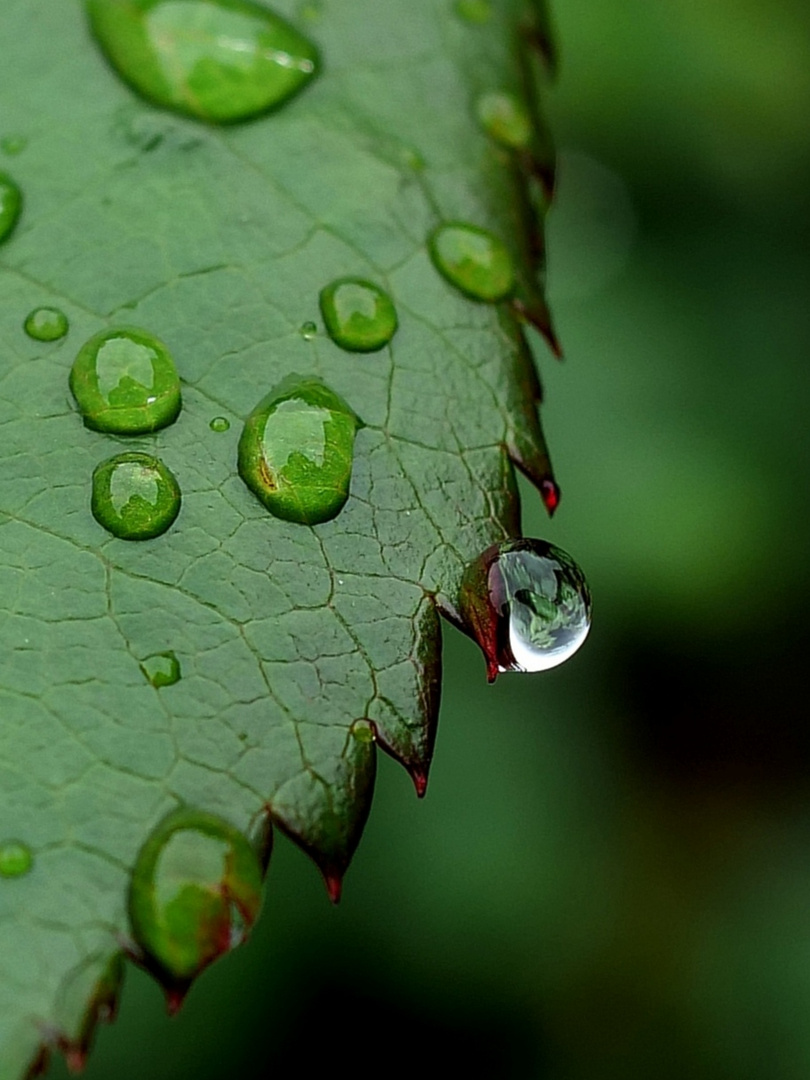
[141, 651, 182, 687]
[319, 277, 398, 353]
[0, 841, 33, 879]
[454, 0, 492, 24]
[238, 374, 360, 525]
[70, 326, 182, 434]
[476, 90, 532, 150]
[300, 321, 317, 340]
[209, 415, 231, 432]
[92, 452, 181, 541]
[0, 172, 22, 245]
[24, 306, 69, 343]
[1, 135, 27, 157]
[86, 0, 320, 123]
[428, 222, 515, 302]
[351, 719, 375, 744]
[129, 807, 263, 985]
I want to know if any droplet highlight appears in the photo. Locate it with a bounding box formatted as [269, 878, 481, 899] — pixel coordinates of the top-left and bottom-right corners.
[299, 320, 317, 340]
[86, 0, 320, 123]
[429, 222, 515, 302]
[91, 452, 182, 541]
[0, 841, 33, 879]
[0, 172, 22, 245]
[476, 91, 532, 150]
[141, 651, 181, 687]
[70, 326, 182, 435]
[319, 277, 398, 353]
[455, 0, 492, 24]
[238, 374, 360, 525]
[24, 306, 69, 342]
[460, 539, 591, 681]
[209, 415, 230, 432]
[129, 807, 263, 987]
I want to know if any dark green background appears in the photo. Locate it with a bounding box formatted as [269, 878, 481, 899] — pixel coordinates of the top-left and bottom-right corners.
[52, 0, 810, 1076]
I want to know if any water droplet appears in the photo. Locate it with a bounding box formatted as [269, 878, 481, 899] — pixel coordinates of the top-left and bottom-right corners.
[0, 841, 33, 878]
[455, 0, 492, 24]
[70, 327, 182, 434]
[129, 807, 263, 987]
[91, 452, 181, 541]
[476, 91, 532, 150]
[299, 320, 317, 340]
[87, 0, 320, 123]
[24, 306, 69, 343]
[141, 651, 181, 687]
[429, 222, 515, 302]
[209, 415, 231, 432]
[460, 539, 591, 681]
[319, 277, 398, 353]
[351, 719, 375, 744]
[0, 172, 22, 245]
[238, 374, 360, 525]
[1, 135, 27, 156]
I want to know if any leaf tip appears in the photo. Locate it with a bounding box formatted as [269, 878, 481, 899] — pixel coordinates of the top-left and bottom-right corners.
[324, 870, 343, 905]
[409, 764, 429, 799]
[540, 478, 561, 516]
[165, 985, 189, 1017]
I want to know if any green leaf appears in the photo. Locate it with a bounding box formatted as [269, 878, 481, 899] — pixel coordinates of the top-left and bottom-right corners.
[0, 0, 558, 1073]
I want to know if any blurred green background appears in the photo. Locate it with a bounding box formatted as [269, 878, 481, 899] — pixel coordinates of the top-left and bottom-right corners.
[52, 0, 810, 1076]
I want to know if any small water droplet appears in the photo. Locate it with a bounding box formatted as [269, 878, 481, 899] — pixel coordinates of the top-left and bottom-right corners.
[460, 539, 591, 680]
[299, 320, 317, 340]
[0, 172, 22, 245]
[429, 222, 515, 302]
[1, 135, 27, 156]
[141, 651, 181, 687]
[91, 452, 182, 541]
[24, 306, 69, 343]
[454, 0, 492, 24]
[87, 0, 321, 123]
[319, 277, 398, 353]
[129, 807, 263, 987]
[209, 415, 231, 432]
[476, 91, 532, 150]
[70, 326, 182, 434]
[0, 840, 33, 878]
[351, 719, 375, 744]
[238, 374, 360, 525]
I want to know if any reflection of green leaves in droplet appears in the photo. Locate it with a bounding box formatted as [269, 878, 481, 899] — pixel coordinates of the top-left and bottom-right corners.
[140, 651, 182, 687]
[23, 306, 69, 342]
[429, 222, 516, 302]
[319, 277, 398, 353]
[91, 452, 182, 540]
[0, 171, 22, 244]
[0, 842, 33, 879]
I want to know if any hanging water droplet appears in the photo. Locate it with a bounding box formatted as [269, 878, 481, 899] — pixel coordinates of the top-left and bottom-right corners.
[86, 0, 320, 124]
[24, 306, 69, 343]
[319, 277, 398, 353]
[0, 172, 22, 245]
[299, 320, 317, 340]
[91, 452, 182, 541]
[238, 374, 360, 525]
[454, 0, 492, 24]
[476, 91, 532, 150]
[209, 415, 231, 432]
[141, 651, 181, 687]
[351, 719, 376, 744]
[129, 807, 263, 988]
[429, 222, 515, 302]
[0, 135, 27, 156]
[0, 841, 33, 879]
[70, 326, 182, 434]
[460, 539, 591, 681]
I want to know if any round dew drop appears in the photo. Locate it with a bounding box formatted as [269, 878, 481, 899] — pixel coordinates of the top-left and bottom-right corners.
[0, 841, 33, 879]
[476, 91, 532, 150]
[141, 651, 181, 687]
[209, 415, 231, 432]
[24, 306, 69, 342]
[0, 172, 22, 245]
[299, 321, 317, 341]
[70, 326, 181, 435]
[428, 222, 515, 302]
[319, 278, 398, 353]
[91, 452, 181, 541]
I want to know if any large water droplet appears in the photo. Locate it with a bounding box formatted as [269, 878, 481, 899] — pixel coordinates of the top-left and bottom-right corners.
[141, 651, 182, 687]
[24, 306, 69, 342]
[0, 172, 22, 245]
[476, 91, 532, 150]
[460, 539, 591, 681]
[238, 374, 360, 525]
[129, 807, 263, 987]
[319, 277, 398, 353]
[455, 0, 492, 24]
[429, 222, 515, 302]
[70, 327, 182, 435]
[86, 0, 320, 123]
[0, 841, 33, 878]
[91, 452, 182, 541]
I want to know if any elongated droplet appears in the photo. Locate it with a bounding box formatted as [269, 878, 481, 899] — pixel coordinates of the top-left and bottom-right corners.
[92, 452, 181, 540]
[86, 0, 320, 123]
[238, 374, 360, 525]
[0, 172, 22, 245]
[476, 91, 532, 150]
[429, 222, 515, 302]
[70, 326, 181, 434]
[319, 277, 398, 353]
[129, 807, 263, 989]
[455, 0, 492, 24]
[141, 651, 181, 687]
[24, 306, 69, 342]
[209, 415, 230, 432]
[460, 539, 591, 681]
[0, 841, 33, 878]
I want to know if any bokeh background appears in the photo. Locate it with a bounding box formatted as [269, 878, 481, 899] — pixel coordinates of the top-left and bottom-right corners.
[52, 0, 810, 1076]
